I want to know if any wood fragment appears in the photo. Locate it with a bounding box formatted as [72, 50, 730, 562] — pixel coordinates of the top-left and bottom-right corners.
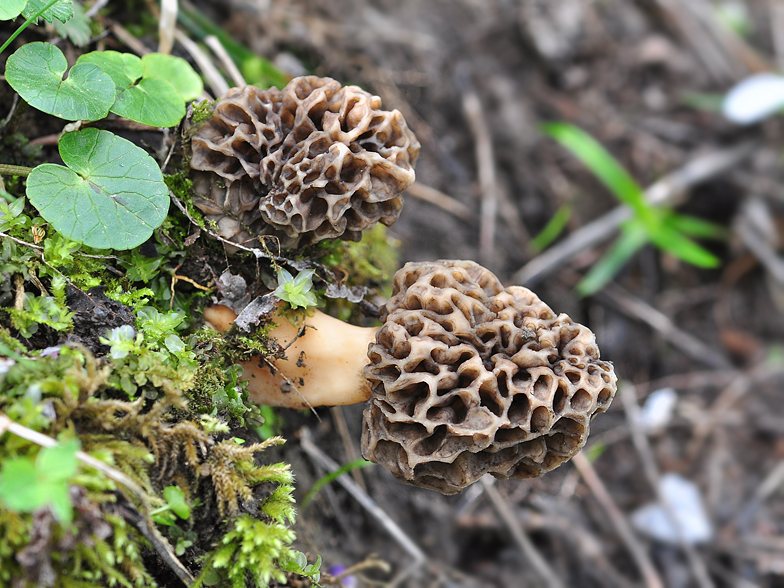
[480, 476, 564, 588]
[572, 451, 665, 588]
[204, 35, 247, 87]
[299, 430, 427, 565]
[405, 182, 473, 222]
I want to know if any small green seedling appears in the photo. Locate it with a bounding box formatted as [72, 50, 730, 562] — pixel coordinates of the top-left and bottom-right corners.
[273, 268, 319, 310]
[0, 438, 80, 524]
[280, 551, 322, 584]
[541, 123, 725, 296]
[150, 485, 191, 525]
[301, 458, 373, 509]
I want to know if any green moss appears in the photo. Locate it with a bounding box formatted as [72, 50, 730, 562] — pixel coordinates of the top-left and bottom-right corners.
[165, 171, 206, 230]
[190, 99, 216, 127]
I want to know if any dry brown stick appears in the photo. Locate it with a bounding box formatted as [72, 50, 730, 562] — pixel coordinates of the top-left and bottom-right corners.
[620, 387, 715, 588]
[460, 77, 498, 268]
[329, 406, 367, 492]
[771, 2, 784, 73]
[513, 141, 757, 286]
[572, 451, 664, 588]
[405, 182, 473, 222]
[175, 29, 229, 97]
[526, 497, 635, 588]
[204, 35, 247, 87]
[0, 413, 194, 585]
[480, 477, 564, 588]
[110, 22, 152, 56]
[599, 284, 732, 369]
[158, 0, 178, 55]
[647, 0, 738, 82]
[299, 429, 426, 564]
[684, 365, 784, 465]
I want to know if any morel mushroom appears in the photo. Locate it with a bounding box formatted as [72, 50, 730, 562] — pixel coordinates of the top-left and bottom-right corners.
[204, 260, 617, 494]
[189, 76, 420, 248]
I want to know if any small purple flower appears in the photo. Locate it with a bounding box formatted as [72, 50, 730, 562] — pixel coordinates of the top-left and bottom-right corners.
[39, 346, 61, 358]
[327, 564, 356, 588]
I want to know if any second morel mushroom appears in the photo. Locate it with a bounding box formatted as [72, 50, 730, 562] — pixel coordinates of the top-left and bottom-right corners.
[205, 260, 617, 494]
[189, 76, 421, 248]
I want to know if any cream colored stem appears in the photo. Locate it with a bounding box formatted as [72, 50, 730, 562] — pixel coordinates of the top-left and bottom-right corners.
[203, 305, 378, 409]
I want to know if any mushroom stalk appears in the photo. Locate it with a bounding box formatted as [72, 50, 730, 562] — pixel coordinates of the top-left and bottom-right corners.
[203, 304, 378, 409]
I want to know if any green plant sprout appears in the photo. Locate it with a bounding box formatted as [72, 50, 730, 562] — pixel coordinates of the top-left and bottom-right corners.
[150, 485, 191, 526]
[0, 0, 203, 251]
[530, 203, 572, 252]
[301, 458, 373, 509]
[273, 268, 319, 310]
[0, 437, 80, 524]
[541, 122, 725, 296]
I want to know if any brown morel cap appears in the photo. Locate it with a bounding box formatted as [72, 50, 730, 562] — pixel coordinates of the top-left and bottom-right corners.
[361, 260, 617, 494]
[189, 76, 420, 248]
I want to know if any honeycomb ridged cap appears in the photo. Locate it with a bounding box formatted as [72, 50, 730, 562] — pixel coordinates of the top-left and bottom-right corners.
[361, 260, 617, 494]
[189, 77, 420, 248]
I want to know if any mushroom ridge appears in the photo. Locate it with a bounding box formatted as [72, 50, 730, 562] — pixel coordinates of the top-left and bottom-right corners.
[189, 76, 420, 248]
[361, 260, 617, 494]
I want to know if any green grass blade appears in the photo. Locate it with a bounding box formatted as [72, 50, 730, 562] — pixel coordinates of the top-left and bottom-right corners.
[301, 459, 373, 509]
[577, 223, 649, 297]
[531, 204, 572, 252]
[648, 225, 721, 268]
[541, 122, 651, 220]
[665, 213, 729, 240]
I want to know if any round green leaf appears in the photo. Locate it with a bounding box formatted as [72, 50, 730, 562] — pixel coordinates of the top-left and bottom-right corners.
[5, 42, 115, 121]
[26, 128, 170, 250]
[0, 0, 27, 20]
[112, 77, 186, 127]
[77, 50, 144, 93]
[23, 0, 72, 24]
[142, 53, 204, 101]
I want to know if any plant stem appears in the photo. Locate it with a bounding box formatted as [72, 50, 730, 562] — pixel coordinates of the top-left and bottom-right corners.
[0, 164, 33, 177]
[0, 0, 61, 55]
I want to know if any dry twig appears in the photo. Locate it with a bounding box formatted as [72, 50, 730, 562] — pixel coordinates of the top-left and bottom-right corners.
[572, 451, 664, 588]
[458, 66, 498, 268]
[158, 0, 178, 55]
[599, 284, 732, 370]
[405, 182, 473, 222]
[204, 35, 246, 87]
[175, 29, 229, 97]
[620, 386, 715, 588]
[299, 430, 427, 567]
[480, 476, 564, 588]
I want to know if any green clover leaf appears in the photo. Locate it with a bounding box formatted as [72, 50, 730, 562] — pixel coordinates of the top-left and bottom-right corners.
[76, 51, 200, 127]
[23, 0, 72, 23]
[163, 486, 191, 520]
[0, 0, 27, 20]
[26, 128, 170, 250]
[0, 438, 80, 524]
[142, 53, 203, 101]
[5, 42, 115, 121]
[77, 51, 143, 92]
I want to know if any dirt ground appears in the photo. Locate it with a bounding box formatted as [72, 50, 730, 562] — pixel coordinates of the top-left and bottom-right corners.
[195, 1, 784, 587]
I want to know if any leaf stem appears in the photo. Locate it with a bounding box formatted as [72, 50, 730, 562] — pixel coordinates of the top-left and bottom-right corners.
[0, 0, 61, 55]
[0, 164, 33, 177]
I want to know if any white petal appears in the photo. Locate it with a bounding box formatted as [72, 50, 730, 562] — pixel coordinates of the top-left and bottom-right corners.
[631, 473, 713, 545]
[723, 73, 784, 125]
